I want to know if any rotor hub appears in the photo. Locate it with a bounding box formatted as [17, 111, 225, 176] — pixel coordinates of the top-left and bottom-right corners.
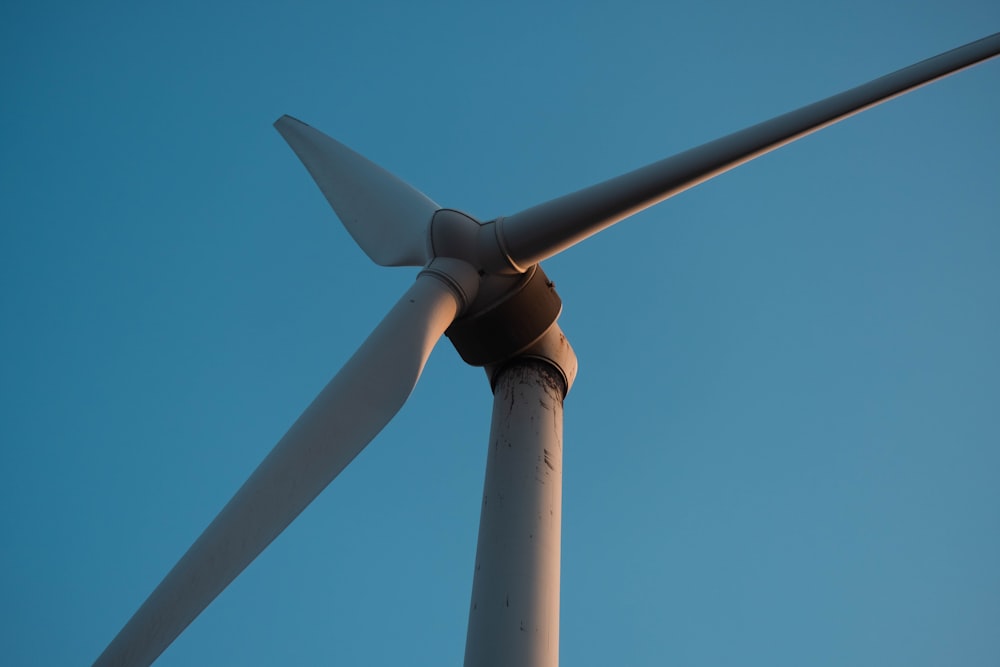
[428, 209, 565, 368]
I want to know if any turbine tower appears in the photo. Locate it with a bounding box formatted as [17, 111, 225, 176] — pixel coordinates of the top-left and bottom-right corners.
[93, 32, 1000, 667]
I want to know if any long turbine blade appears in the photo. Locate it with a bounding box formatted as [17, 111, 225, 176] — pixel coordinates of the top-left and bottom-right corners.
[94, 272, 462, 667]
[275, 115, 439, 267]
[498, 32, 1000, 269]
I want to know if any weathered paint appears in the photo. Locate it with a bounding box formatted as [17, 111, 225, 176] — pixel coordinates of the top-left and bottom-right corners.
[464, 341, 574, 667]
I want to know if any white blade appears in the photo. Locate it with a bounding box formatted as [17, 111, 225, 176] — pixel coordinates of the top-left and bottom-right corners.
[498, 32, 1000, 269]
[275, 115, 439, 267]
[93, 273, 462, 667]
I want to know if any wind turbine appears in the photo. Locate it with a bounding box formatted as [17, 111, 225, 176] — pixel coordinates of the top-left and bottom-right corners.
[94, 32, 1000, 667]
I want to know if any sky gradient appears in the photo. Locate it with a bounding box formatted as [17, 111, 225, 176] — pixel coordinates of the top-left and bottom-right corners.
[2, 1, 999, 665]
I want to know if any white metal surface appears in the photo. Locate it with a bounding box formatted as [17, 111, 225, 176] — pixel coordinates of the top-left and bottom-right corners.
[94, 270, 471, 667]
[275, 115, 439, 267]
[465, 327, 577, 667]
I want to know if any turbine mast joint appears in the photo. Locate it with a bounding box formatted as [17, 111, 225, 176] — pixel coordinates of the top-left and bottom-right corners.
[445, 265, 564, 370]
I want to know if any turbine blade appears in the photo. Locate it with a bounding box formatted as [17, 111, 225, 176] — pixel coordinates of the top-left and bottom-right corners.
[497, 32, 1000, 269]
[94, 272, 463, 667]
[275, 115, 438, 267]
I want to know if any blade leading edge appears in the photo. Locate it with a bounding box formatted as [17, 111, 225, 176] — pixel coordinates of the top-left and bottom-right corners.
[94, 273, 462, 667]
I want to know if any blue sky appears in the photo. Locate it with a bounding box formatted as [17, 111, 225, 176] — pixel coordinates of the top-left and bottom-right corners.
[2, 1, 999, 665]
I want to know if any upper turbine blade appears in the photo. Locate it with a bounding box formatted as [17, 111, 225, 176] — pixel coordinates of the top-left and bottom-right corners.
[275, 115, 438, 267]
[496, 32, 1000, 269]
[94, 271, 465, 667]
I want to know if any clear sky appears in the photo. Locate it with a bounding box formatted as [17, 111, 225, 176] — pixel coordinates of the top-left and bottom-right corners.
[2, 1, 999, 665]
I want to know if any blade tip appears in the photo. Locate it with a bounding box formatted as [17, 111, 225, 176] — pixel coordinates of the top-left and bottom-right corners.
[273, 114, 307, 130]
